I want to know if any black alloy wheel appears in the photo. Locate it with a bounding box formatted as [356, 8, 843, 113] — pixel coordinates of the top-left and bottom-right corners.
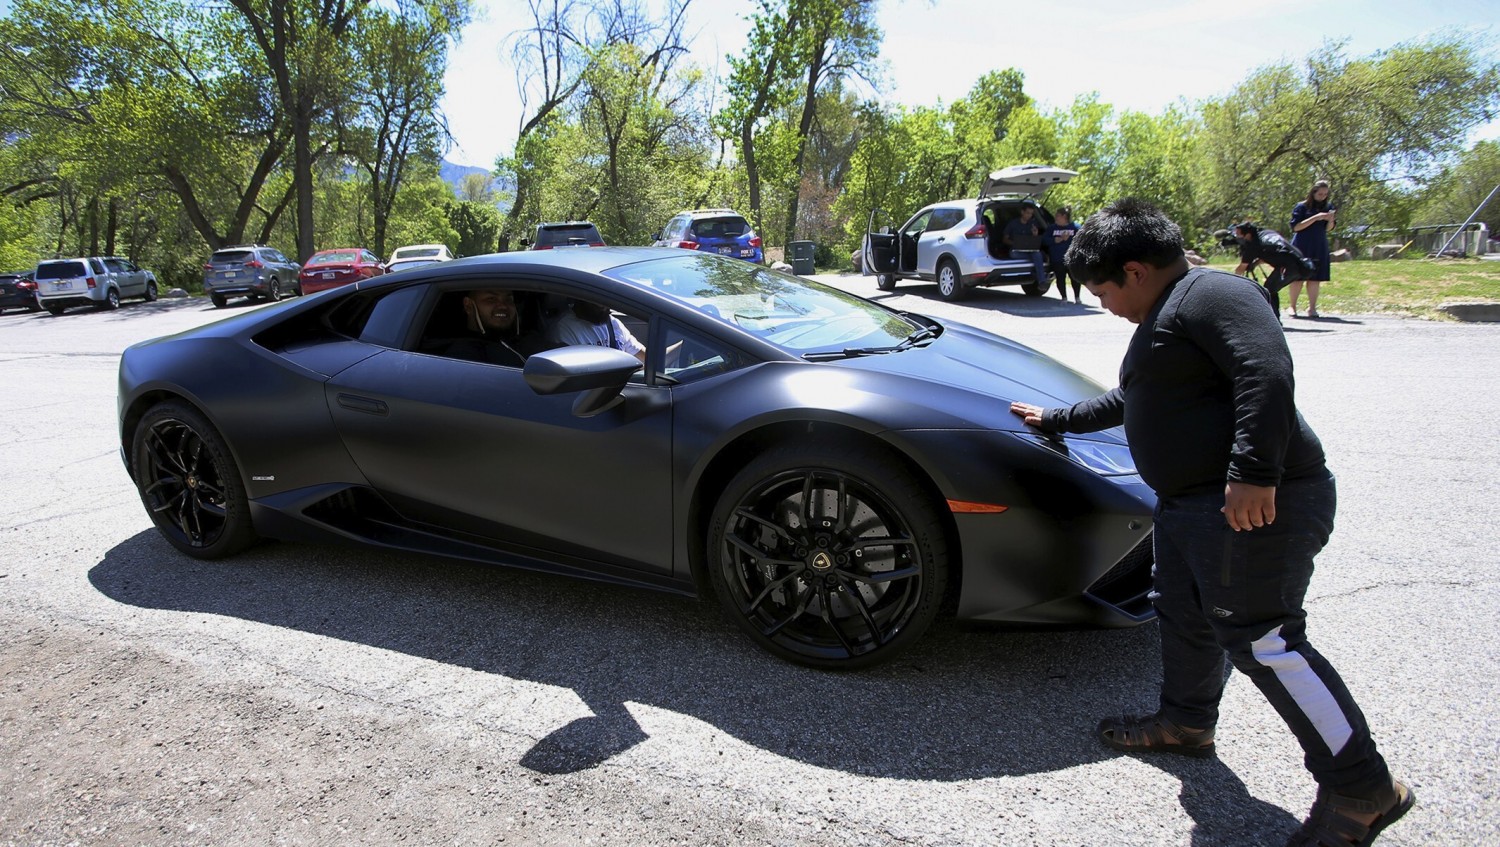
[708, 439, 948, 669]
[132, 401, 257, 559]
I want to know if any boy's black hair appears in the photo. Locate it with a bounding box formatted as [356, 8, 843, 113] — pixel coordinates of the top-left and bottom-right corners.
[1065, 198, 1186, 286]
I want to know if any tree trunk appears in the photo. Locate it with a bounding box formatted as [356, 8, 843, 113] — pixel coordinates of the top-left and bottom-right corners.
[294, 92, 317, 261]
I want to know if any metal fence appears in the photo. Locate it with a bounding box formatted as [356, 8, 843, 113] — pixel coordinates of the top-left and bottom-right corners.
[1339, 222, 1491, 257]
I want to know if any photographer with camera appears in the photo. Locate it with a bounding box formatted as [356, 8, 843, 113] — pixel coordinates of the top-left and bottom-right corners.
[1229, 220, 1316, 322]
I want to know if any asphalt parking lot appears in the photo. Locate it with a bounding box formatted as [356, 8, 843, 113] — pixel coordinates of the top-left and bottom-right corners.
[1, 277, 1496, 846]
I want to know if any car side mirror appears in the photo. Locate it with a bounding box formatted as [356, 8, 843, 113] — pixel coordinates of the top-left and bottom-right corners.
[523, 346, 641, 417]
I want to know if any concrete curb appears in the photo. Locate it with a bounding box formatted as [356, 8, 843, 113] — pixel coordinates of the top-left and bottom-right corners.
[1438, 301, 1500, 322]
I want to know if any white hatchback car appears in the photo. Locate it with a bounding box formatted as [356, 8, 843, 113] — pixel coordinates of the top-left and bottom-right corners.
[385, 244, 455, 273]
[861, 165, 1075, 301]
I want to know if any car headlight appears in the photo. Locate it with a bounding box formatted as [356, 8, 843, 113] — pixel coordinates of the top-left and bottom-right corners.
[1012, 432, 1139, 476]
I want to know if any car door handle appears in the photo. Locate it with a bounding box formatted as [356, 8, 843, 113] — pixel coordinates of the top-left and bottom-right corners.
[336, 393, 388, 416]
[935, 237, 946, 243]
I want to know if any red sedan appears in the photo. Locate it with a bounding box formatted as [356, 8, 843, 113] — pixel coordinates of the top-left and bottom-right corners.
[299, 248, 385, 294]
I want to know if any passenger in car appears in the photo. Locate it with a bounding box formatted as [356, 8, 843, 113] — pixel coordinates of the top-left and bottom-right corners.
[547, 299, 647, 364]
[439, 289, 555, 367]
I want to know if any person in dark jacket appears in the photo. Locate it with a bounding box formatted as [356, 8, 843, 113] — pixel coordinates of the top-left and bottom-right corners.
[1046, 206, 1082, 302]
[1231, 220, 1313, 319]
[1010, 198, 1412, 847]
[439, 289, 554, 366]
[1289, 180, 1336, 318]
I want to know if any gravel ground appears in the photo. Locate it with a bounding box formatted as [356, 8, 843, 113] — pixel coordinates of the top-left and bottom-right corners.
[1, 279, 1496, 846]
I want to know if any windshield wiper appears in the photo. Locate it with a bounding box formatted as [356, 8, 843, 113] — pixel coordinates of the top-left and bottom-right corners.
[801, 326, 941, 361]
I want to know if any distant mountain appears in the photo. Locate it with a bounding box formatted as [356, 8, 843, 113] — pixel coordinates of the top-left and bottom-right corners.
[439, 159, 512, 211]
[440, 159, 493, 187]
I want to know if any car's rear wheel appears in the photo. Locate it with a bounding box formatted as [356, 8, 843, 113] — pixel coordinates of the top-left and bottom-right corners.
[132, 401, 257, 559]
[875, 273, 897, 292]
[708, 438, 948, 669]
[267, 278, 282, 301]
[101, 288, 121, 310]
[935, 259, 967, 302]
[210, 293, 226, 308]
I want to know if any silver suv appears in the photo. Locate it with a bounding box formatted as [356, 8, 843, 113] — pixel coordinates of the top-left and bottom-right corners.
[203, 245, 301, 308]
[860, 165, 1075, 301]
[34, 256, 158, 315]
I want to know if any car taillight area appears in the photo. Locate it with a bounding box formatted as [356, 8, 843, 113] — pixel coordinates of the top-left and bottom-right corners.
[678, 240, 699, 250]
[964, 223, 987, 239]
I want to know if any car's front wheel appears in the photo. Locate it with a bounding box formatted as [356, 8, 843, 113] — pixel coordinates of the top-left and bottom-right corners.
[131, 401, 258, 559]
[708, 438, 949, 669]
[935, 259, 967, 302]
[267, 278, 282, 301]
[143, 281, 158, 302]
[875, 273, 897, 292]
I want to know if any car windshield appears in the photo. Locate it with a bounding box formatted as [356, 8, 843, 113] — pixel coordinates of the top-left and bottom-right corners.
[394, 247, 440, 259]
[536, 225, 602, 246]
[309, 251, 358, 266]
[35, 262, 87, 280]
[604, 254, 923, 356]
[212, 250, 254, 264]
[689, 217, 748, 239]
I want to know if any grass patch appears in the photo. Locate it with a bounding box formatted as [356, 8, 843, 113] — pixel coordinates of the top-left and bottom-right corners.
[1206, 256, 1500, 320]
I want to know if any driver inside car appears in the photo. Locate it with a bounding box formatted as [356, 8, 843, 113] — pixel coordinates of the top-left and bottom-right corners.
[439, 288, 555, 367]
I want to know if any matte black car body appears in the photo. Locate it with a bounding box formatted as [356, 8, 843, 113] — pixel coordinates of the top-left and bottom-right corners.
[119, 248, 1154, 668]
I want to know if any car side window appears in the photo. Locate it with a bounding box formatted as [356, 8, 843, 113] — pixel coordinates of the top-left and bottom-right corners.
[90, 259, 107, 274]
[930, 209, 964, 231]
[656, 321, 745, 385]
[902, 212, 933, 236]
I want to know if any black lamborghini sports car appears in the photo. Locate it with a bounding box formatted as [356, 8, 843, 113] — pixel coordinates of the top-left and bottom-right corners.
[119, 248, 1155, 669]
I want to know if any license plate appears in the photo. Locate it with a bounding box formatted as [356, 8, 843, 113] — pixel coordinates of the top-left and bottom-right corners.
[224, 271, 237, 279]
[322, 272, 335, 280]
[717, 246, 734, 255]
[52, 281, 71, 291]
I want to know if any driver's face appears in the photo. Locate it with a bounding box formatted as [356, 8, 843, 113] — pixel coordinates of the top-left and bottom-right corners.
[466, 289, 516, 332]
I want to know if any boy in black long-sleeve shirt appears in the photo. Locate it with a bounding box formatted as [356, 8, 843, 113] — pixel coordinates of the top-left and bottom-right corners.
[1010, 199, 1411, 847]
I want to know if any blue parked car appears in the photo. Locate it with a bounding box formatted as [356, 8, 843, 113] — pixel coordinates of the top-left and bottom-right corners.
[652, 209, 763, 263]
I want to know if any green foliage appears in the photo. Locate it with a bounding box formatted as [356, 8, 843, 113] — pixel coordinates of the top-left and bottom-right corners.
[1416, 140, 1500, 234]
[448, 199, 501, 257]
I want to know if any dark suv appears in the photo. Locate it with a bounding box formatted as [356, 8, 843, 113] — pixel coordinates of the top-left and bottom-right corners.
[203, 245, 301, 307]
[0, 271, 39, 314]
[652, 209, 763, 263]
[528, 221, 606, 249]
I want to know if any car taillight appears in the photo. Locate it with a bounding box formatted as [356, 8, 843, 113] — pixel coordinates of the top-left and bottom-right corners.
[964, 223, 987, 239]
[589, 241, 605, 247]
[203, 263, 213, 271]
[244, 260, 264, 269]
[533, 245, 553, 250]
[18, 281, 35, 291]
[678, 240, 699, 250]
[85, 276, 97, 289]
[748, 236, 762, 248]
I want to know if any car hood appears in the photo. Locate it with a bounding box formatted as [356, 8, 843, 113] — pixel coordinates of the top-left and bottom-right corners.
[978, 164, 1077, 199]
[833, 321, 1123, 441]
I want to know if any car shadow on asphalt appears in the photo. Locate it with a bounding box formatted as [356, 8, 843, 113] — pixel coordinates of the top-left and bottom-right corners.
[88, 530, 1300, 841]
[864, 285, 1097, 317]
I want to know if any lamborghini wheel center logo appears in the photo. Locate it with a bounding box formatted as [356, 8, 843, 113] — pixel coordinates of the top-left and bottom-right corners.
[810, 551, 834, 571]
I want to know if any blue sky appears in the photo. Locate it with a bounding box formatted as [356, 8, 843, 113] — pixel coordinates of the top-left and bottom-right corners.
[441, 0, 1500, 168]
[2, 0, 1495, 169]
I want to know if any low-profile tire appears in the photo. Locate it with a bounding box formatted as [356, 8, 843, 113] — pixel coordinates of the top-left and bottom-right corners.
[101, 288, 121, 310]
[875, 273, 897, 292]
[131, 400, 258, 559]
[935, 259, 968, 302]
[266, 277, 282, 301]
[1021, 281, 1046, 297]
[210, 292, 227, 308]
[707, 438, 949, 670]
[143, 281, 158, 302]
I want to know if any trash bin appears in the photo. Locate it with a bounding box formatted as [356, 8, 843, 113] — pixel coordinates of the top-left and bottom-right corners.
[787, 240, 816, 275]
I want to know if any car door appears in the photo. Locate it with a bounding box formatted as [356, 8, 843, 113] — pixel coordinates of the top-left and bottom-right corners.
[861, 208, 898, 277]
[899, 210, 933, 275]
[323, 283, 676, 576]
[914, 209, 963, 277]
[103, 259, 140, 297]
